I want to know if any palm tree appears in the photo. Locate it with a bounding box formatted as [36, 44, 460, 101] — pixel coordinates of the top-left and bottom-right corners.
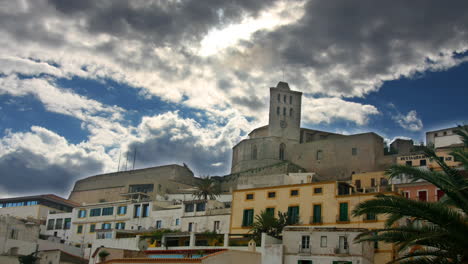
[250, 210, 290, 243]
[193, 176, 221, 200]
[352, 125, 468, 264]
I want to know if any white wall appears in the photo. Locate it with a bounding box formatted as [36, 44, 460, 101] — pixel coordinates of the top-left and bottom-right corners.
[181, 214, 230, 233]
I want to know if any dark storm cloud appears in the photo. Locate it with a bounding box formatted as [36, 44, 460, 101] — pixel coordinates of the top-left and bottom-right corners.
[233, 0, 468, 96]
[127, 138, 231, 177]
[0, 148, 104, 196]
[231, 95, 264, 111]
[47, 0, 278, 45]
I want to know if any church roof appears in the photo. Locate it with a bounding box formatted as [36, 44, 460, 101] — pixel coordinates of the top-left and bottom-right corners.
[276, 81, 290, 90]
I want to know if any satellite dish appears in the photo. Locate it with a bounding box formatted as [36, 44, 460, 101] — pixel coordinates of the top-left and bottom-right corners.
[138, 239, 149, 251]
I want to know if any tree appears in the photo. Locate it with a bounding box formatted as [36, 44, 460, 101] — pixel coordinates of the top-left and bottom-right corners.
[352, 125, 468, 264]
[249, 210, 290, 243]
[18, 253, 38, 264]
[193, 176, 221, 200]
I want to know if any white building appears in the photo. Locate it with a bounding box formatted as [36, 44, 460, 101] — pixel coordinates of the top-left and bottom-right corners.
[181, 200, 231, 234]
[282, 226, 375, 264]
[0, 215, 40, 257]
[43, 212, 73, 243]
[426, 126, 464, 149]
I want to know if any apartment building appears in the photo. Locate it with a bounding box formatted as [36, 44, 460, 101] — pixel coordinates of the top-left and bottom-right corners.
[230, 182, 397, 263]
[181, 200, 231, 234]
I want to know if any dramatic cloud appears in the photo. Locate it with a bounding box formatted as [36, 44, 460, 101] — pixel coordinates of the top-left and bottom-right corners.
[393, 110, 424, 132]
[0, 0, 467, 195]
[302, 97, 379, 125]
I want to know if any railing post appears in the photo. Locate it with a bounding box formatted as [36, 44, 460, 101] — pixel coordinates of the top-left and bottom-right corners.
[223, 233, 229, 247]
[189, 232, 196, 248]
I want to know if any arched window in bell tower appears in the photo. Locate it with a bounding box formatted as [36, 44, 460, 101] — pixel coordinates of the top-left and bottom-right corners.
[277, 94, 280, 102]
[279, 143, 285, 160]
[290, 108, 293, 117]
[277, 107, 280, 115]
[283, 107, 286, 115]
[283, 95, 287, 103]
[251, 145, 257, 160]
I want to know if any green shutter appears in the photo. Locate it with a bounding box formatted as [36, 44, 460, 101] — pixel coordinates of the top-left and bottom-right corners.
[242, 209, 254, 226]
[266, 207, 275, 216]
[313, 204, 321, 223]
[288, 206, 299, 224]
[339, 203, 348, 221]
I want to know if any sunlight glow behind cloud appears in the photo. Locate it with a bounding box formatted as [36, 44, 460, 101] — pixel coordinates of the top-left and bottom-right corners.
[198, 1, 306, 56]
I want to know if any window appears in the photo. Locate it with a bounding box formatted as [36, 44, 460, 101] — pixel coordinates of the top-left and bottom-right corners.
[403, 191, 410, 198]
[55, 219, 63, 230]
[438, 156, 444, 162]
[156, 220, 162, 229]
[320, 236, 327, 247]
[89, 224, 96, 233]
[380, 178, 388, 186]
[289, 108, 293, 117]
[287, 206, 300, 224]
[185, 203, 194, 212]
[266, 207, 275, 216]
[418, 190, 427, 202]
[339, 236, 349, 250]
[445, 156, 452, 161]
[284, 95, 287, 103]
[279, 143, 285, 160]
[437, 189, 444, 201]
[175, 218, 180, 226]
[64, 218, 71, 230]
[102, 207, 114, 216]
[115, 222, 125, 230]
[355, 180, 361, 189]
[90, 208, 101, 217]
[142, 204, 150, 217]
[312, 204, 322, 223]
[134, 205, 141, 218]
[267, 192, 276, 198]
[188, 222, 194, 232]
[289, 96, 292, 104]
[443, 131, 447, 136]
[276, 107, 280, 115]
[251, 145, 257, 160]
[213, 221, 220, 232]
[316, 150, 323, 160]
[301, 235, 310, 249]
[370, 178, 376, 187]
[196, 202, 206, 212]
[9, 230, 18, 240]
[77, 225, 83, 234]
[283, 107, 286, 115]
[366, 213, 376, 221]
[246, 193, 254, 200]
[102, 223, 112, 230]
[298, 261, 312, 264]
[277, 94, 280, 102]
[47, 219, 55, 230]
[78, 209, 86, 218]
[129, 184, 154, 193]
[314, 187, 323, 194]
[352, 147, 357, 156]
[242, 209, 254, 227]
[406, 160, 412, 166]
[290, 190, 299, 196]
[118, 206, 127, 215]
[339, 203, 349, 222]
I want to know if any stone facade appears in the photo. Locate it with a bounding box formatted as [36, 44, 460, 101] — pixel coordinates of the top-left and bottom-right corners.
[230, 82, 393, 181]
[69, 164, 196, 204]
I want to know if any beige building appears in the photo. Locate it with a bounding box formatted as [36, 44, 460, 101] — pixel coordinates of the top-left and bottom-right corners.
[181, 200, 231, 234]
[230, 82, 393, 181]
[36, 249, 87, 264]
[230, 182, 397, 263]
[0, 215, 40, 257]
[426, 126, 465, 149]
[69, 164, 196, 204]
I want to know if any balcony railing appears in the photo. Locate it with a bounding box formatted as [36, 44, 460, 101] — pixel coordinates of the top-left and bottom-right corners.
[309, 216, 323, 224]
[299, 245, 311, 255]
[334, 247, 349, 255]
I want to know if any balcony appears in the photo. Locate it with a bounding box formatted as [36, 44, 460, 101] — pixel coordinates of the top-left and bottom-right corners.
[298, 245, 311, 255]
[336, 215, 350, 223]
[334, 247, 349, 256]
[309, 216, 323, 225]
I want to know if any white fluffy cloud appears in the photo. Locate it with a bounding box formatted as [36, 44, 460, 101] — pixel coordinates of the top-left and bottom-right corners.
[302, 97, 379, 125]
[393, 110, 424, 131]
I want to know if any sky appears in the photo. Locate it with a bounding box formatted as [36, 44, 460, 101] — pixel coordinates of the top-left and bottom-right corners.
[0, 0, 467, 198]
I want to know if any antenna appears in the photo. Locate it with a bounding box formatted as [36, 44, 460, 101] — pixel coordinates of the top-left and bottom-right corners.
[132, 148, 137, 170]
[117, 149, 121, 172]
[125, 151, 129, 171]
[281, 65, 285, 81]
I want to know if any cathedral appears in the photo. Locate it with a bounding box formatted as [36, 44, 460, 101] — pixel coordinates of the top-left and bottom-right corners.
[230, 82, 392, 181]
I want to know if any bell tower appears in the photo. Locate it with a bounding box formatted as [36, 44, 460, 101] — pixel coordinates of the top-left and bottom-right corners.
[268, 82, 302, 141]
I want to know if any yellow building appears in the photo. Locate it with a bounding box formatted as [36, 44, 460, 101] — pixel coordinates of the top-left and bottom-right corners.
[396, 149, 462, 170]
[230, 181, 397, 263]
